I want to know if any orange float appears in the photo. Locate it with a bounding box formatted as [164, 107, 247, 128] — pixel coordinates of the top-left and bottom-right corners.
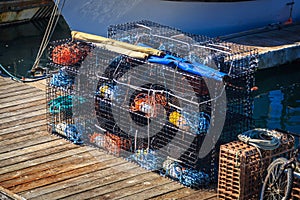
[51, 42, 90, 66]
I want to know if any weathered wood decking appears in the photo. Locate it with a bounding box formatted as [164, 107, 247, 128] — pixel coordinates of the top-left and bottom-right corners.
[0, 76, 217, 200]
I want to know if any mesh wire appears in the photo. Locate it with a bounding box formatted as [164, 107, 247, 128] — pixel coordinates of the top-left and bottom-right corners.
[46, 20, 258, 188]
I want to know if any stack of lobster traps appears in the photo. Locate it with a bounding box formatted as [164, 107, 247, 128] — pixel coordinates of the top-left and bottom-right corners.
[46, 20, 258, 188]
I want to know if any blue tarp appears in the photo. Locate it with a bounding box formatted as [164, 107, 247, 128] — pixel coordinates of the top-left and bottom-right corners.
[147, 54, 227, 82]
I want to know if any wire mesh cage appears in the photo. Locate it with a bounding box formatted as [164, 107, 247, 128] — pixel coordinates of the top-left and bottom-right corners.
[46, 39, 93, 145]
[46, 20, 259, 188]
[107, 20, 258, 180]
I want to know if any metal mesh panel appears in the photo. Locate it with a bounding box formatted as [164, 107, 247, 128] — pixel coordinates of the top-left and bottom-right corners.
[46, 40, 94, 145]
[46, 20, 258, 188]
[107, 20, 258, 179]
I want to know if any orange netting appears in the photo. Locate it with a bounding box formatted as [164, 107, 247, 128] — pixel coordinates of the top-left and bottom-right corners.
[51, 42, 90, 66]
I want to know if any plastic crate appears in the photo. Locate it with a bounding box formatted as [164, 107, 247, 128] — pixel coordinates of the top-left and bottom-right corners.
[218, 135, 294, 200]
[292, 172, 300, 200]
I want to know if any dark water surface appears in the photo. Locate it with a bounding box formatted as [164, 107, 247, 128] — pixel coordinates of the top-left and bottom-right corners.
[0, 18, 70, 79]
[0, 19, 299, 139]
[253, 63, 300, 139]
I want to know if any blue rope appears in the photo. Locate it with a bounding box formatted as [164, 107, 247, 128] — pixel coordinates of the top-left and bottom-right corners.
[50, 69, 74, 87]
[181, 168, 210, 188]
[65, 124, 83, 145]
[0, 64, 22, 82]
[161, 160, 210, 188]
[182, 111, 211, 135]
[48, 95, 86, 114]
[127, 149, 163, 171]
[48, 95, 73, 114]
[0, 64, 48, 83]
[198, 112, 211, 134]
[161, 161, 183, 181]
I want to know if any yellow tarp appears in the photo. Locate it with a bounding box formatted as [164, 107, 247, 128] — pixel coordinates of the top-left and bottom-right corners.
[71, 31, 164, 59]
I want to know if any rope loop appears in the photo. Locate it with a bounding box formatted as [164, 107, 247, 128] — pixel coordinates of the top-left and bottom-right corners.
[238, 128, 282, 151]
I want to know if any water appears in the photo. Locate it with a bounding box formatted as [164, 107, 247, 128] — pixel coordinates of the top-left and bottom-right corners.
[0, 18, 71, 79]
[0, 19, 299, 138]
[253, 63, 300, 143]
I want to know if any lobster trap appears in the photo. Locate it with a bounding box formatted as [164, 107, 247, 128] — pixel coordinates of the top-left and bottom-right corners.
[106, 20, 258, 177]
[46, 20, 259, 188]
[46, 39, 93, 144]
[108, 20, 258, 137]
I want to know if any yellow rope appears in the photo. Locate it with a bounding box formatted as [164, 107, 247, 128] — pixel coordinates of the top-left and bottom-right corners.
[71, 31, 165, 59]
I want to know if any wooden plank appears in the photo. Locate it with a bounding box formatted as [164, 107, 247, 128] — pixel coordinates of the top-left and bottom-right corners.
[0, 91, 44, 105]
[0, 105, 46, 122]
[0, 142, 75, 168]
[0, 104, 45, 119]
[0, 134, 57, 154]
[0, 99, 45, 114]
[0, 83, 13, 89]
[30, 165, 150, 200]
[0, 125, 47, 141]
[0, 108, 45, 125]
[26, 79, 47, 91]
[66, 171, 162, 200]
[0, 147, 91, 180]
[8, 155, 117, 192]
[0, 85, 32, 96]
[0, 85, 35, 98]
[155, 189, 215, 200]
[0, 86, 40, 98]
[91, 176, 175, 200]
[0, 139, 68, 161]
[180, 191, 218, 200]
[148, 187, 199, 200]
[119, 182, 184, 200]
[0, 82, 27, 91]
[0, 185, 24, 200]
[17, 157, 128, 197]
[0, 114, 46, 130]
[0, 94, 45, 110]
[0, 119, 46, 135]
[0, 76, 16, 82]
[3, 150, 105, 189]
[0, 79, 16, 86]
[0, 130, 49, 147]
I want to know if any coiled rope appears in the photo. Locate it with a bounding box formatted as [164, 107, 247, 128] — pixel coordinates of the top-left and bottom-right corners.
[238, 128, 282, 157]
[50, 69, 74, 87]
[161, 157, 210, 188]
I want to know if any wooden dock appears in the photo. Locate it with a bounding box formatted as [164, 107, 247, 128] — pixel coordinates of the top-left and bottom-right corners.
[0, 76, 217, 199]
[222, 23, 300, 69]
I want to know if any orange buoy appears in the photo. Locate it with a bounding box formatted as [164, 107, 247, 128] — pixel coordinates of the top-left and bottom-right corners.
[251, 86, 258, 91]
[284, 17, 293, 25]
[52, 44, 81, 66]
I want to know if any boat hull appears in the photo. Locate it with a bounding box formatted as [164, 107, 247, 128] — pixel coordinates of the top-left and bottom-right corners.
[0, 0, 54, 25]
[59, 0, 300, 37]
